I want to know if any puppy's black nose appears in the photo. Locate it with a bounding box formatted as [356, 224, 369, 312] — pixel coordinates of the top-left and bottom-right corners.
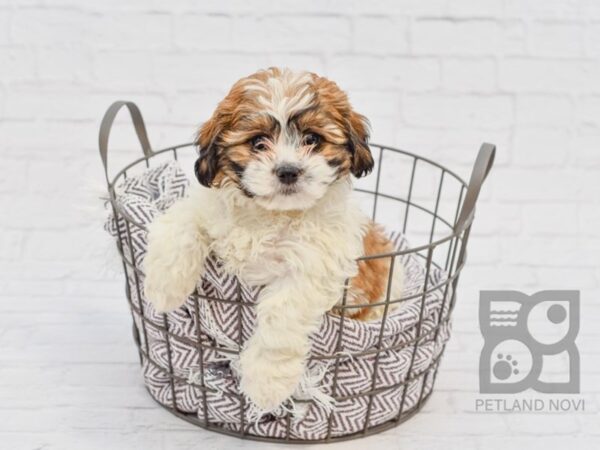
[276, 165, 301, 185]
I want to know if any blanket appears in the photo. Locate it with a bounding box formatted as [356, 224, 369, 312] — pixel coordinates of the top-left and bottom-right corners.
[105, 162, 452, 440]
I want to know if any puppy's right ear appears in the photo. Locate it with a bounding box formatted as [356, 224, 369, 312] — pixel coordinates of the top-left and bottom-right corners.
[194, 116, 223, 188]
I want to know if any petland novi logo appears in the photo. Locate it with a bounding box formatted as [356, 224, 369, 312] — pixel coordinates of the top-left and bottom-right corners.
[475, 290, 583, 413]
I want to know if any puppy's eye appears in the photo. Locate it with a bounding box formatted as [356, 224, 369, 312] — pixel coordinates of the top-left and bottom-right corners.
[302, 132, 321, 147]
[250, 135, 269, 151]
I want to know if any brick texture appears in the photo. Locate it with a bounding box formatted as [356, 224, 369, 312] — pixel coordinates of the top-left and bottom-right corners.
[0, 1, 599, 448]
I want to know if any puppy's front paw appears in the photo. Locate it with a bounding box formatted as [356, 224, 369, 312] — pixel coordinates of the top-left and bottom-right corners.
[143, 277, 191, 313]
[143, 247, 196, 313]
[239, 340, 304, 411]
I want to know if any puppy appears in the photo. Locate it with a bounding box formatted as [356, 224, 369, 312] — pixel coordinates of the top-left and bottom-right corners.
[143, 68, 403, 412]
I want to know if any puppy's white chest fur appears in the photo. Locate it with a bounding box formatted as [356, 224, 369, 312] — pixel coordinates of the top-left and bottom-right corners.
[196, 180, 367, 288]
[210, 213, 301, 286]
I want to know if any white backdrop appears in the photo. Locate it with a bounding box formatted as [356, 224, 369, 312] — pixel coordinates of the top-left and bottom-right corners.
[1, 1, 599, 449]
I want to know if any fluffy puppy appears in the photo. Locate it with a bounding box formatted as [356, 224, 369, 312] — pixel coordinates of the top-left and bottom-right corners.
[143, 68, 403, 412]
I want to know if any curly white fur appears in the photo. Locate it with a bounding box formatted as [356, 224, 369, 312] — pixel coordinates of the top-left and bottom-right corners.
[144, 179, 372, 411]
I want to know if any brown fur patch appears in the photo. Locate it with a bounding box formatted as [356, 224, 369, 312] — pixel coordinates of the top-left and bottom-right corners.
[345, 222, 395, 321]
[309, 75, 374, 177]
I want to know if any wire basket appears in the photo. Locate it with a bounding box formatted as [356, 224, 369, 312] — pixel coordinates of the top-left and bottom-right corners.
[99, 101, 495, 443]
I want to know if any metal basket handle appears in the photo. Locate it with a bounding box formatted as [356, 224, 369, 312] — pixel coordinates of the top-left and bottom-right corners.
[454, 143, 496, 233]
[98, 100, 154, 185]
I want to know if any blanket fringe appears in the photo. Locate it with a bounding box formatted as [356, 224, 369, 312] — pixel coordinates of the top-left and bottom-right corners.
[188, 357, 335, 425]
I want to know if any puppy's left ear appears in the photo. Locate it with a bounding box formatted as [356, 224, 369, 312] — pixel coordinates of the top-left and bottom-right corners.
[346, 111, 374, 178]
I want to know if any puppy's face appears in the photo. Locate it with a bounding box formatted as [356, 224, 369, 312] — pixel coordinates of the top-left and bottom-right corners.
[195, 68, 374, 211]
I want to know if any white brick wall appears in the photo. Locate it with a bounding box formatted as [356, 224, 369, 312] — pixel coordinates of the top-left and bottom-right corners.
[1, 1, 599, 448]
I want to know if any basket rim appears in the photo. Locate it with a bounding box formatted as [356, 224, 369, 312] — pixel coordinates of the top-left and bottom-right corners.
[106, 142, 470, 261]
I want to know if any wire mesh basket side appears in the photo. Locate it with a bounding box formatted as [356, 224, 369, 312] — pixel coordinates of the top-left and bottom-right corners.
[99, 101, 495, 443]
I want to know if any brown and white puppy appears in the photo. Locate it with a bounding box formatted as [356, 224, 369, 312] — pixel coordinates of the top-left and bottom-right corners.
[143, 68, 404, 412]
